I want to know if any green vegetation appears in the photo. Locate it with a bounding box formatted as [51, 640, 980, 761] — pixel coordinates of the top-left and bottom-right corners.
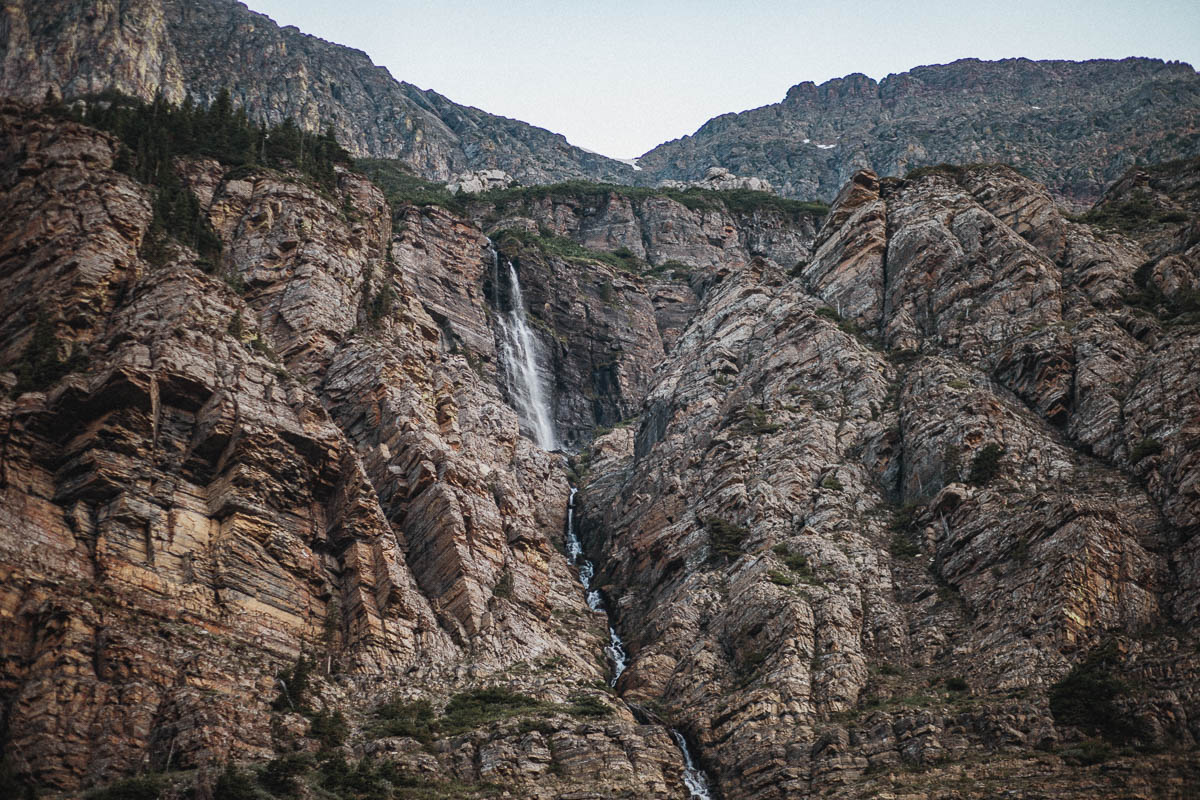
[1073, 189, 1190, 234]
[370, 697, 435, 743]
[903, 162, 1023, 184]
[58, 90, 352, 268]
[889, 532, 920, 559]
[366, 262, 398, 329]
[0, 758, 35, 800]
[271, 654, 316, 713]
[85, 774, 165, 800]
[478, 180, 829, 218]
[259, 754, 312, 796]
[1124, 261, 1200, 324]
[820, 475, 844, 491]
[1048, 641, 1146, 744]
[767, 570, 795, 586]
[967, 443, 1004, 485]
[1131, 437, 1163, 463]
[440, 688, 542, 735]
[772, 544, 819, 584]
[945, 676, 969, 693]
[308, 709, 349, 750]
[889, 503, 923, 559]
[11, 307, 85, 396]
[738, 403, 780, 435]
[370, 687, 610, 744]
[705, 516, 750, 562]
[565, 693, 614, 719]
[493, 227, 644, 274]
[213, 764, 260, 800]
[492, 570, 514, 600]
[358, 158, 468, 216]
[1059, 738, 1115, 766]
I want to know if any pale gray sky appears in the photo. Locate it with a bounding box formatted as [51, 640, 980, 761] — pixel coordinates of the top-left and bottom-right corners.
[246, 0, 1200, 159]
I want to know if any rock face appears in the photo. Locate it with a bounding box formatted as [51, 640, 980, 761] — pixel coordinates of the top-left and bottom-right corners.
[447, 169, 518, 195]
[2, 104, 1200, 800]
[658, 166, 774, 193]
[0, 105, 689, 797]
[576, 165, 1200, 798]
[637, 58, 1200, 204]
[0, 0, 636, 185]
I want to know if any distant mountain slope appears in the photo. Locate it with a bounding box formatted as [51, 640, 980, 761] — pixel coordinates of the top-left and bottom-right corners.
[0, 0, 636, 185]
[636, 58, 1200, 204]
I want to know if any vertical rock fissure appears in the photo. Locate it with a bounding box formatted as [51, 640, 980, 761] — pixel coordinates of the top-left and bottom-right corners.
[564, 488, 714, 799]
[488, 241, 557, 450]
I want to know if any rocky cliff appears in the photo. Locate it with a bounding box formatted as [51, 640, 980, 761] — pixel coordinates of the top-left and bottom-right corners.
[0, 103, 692, 798]
[0, 0, 637, 185]
[2, 100, 1199, 800]
[637, 58, 1200, 206]
[575, 162, 1200, 798]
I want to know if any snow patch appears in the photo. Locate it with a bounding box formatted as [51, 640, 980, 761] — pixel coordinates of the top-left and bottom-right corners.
[816, 143, 836, 150]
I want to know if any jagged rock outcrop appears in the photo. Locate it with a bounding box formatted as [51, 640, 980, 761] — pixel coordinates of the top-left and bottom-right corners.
[0, 0, 636, 185]
[0, 105, 691, 796]
[576, 164, 1200, 798]
[637, 58, 1200, 204]
[658, 166, 774, 193]
[447, 169, 518, 195]
[3, 98, 1200, 800]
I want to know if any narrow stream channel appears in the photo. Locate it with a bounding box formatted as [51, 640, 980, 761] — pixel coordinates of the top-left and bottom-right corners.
[564, 488, 713, 798]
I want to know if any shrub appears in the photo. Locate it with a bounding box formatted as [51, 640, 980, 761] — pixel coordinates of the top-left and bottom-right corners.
[492, 570, 514, 600]
[259, 754, 312, 796]
[890, 532, 920, 559]
[1059, 738, 1114, 766]
[738, 404, 780, 435]
[768, 570, 796, 587]
[1049, 641, 1145, 743]
[86, 775, 165, 800]
[773, 544, 809, 572]
[1130, 438, 1163, 463]
[271, 655, 315, 713]
[566, 694, 613, 719]
[213, 764, 259, 800]
[12, 309, 83, 395]
[308, 708, 349, 750]
[371, 697, 434, 743]
[945, 676, 969, 692]
[705, 516, 750, 562]
[440, 688, 543, 735]
[967, 443, 1004, 485]
[0, 758, 35, 800]
[821, 475, 844, 491]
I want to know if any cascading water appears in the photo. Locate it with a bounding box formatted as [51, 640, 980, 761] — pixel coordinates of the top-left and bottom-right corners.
[564, 488, 627, 683]
[564, 489, 711, 798]
[489, 243, 557, 450]
[671, 730, 714, 800]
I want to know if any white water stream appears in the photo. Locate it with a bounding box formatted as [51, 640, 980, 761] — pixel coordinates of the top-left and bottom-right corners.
[490, 244, 557, 450]
[564, 488, 712, 798]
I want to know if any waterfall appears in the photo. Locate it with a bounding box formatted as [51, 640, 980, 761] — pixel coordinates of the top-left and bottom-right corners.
[489, 243, 557, 450]
[566, 489, 712, 796]
[565, 489, 627, 684]
[671, 729, 714, 800]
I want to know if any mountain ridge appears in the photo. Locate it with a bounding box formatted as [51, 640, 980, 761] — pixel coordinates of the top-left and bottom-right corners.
[0, 0, 638, 185]
[638, 56, 1200, 204]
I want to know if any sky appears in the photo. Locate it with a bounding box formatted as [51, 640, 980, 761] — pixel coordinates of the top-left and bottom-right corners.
[246, 0, 1200, 159]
